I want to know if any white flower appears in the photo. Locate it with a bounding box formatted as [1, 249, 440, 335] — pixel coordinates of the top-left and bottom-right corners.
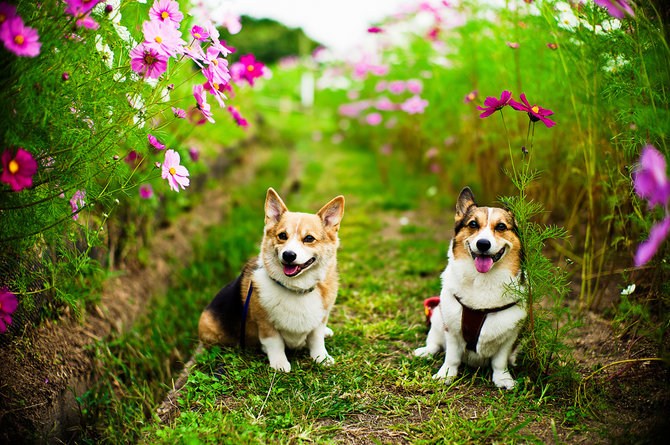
[95, 35, 114, 69]
[621, 284, 636, 296]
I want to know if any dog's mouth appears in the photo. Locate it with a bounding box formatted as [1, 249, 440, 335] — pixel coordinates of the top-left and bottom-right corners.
[470, 246, 506, 273]
[282, 257, 316, 277]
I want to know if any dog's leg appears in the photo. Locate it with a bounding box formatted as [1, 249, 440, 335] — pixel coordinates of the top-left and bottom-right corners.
[434, 332, 462, 382]
[414, 314, 444, 357]
[324, 326, 334, 338]
[490, 336, 517, 389]
[307, 324, 334, 365]
[260, 334, 291, 372]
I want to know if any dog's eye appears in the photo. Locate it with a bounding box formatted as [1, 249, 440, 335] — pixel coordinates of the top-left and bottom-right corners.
[468, 220, 479, 229]
[303, 235, 315, 243]
[495, 223, 507, 231]
[278, 232, 288, 240]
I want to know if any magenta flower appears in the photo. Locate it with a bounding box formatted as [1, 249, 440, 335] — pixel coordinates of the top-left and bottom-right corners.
[546, 43, 558, 50]
[149, 0, 184, 28]
[1, 147, 37, 191]
[365, 112, 382, 126]
[191, 25, 209, 41]
[477, 91, 512, 118]
[0, 16, 41, 57]
[231, 54, 265, 86]
[635, 217, 670, 266]
[227, 106, 248, 128]
[76, 15, 98, 29]
[0, 288, 18, 334]
[148, 134, 166, 150]
[193, 84, 215, 123]
[367, 26, 384, 33]
[130, 42, 168, 79]
[509, 93, 556, 127]
[64, 0, 103, 16]
[139, 184, 154, 199]
[161, 149, 190, 192]
[400, 95, 429, 114]
[172, 107, 187, 119]
[0, 3, 17, 25]
[388, 80, 405, 95]
[463, 89, 478, 103]
[593, 0, 635, 19]
[142, 19, 185, 57]
[188, 147, 200, 161]
[633, 145, 670, 209]
[70, 189, 85, 220]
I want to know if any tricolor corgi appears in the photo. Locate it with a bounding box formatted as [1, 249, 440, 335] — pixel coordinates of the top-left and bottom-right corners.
[415, 187, 526, 389]
[198, 188, 345, 372]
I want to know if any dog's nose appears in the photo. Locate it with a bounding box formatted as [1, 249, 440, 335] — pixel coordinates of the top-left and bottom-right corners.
[282, 251, 297, 263]
[476, 239, 491, 252]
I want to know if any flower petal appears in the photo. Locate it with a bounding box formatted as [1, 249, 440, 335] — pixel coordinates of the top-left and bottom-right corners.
[635, 217, 670, 266]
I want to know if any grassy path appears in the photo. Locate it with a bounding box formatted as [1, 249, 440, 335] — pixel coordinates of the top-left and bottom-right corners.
[138, 127, 597, 444]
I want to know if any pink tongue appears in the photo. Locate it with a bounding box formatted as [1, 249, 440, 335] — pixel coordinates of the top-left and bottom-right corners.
[283, 264, 299, 275]
[474, 256, 493, 273]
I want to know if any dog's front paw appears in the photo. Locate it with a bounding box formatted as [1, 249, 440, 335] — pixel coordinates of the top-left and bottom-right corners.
[414, 345, 438, 358]
[431, 364, 457, 383]
[313, 352, 334, 366]
[269, 358, 291, 372]
[492, 371, 516, 389]
[324, 326, 334, 338]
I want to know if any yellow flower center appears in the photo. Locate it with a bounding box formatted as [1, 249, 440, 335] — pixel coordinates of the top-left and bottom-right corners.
[247, 65, 254, 72]
[531, 106, 539, 114]
[155, 36, 162, 44]
[213, 82, 219, 90]
[14, 34, 24, 45]
[212, 59, 218, 66]
[467, 93, 475, 100]
[161, 11, 169, 19]
[169, 167, 176, 175]
[144, 53, 155, 65]
[8, 159, 19, 174]
[0, 13, 6, 23]
[194, 32, 201, 39]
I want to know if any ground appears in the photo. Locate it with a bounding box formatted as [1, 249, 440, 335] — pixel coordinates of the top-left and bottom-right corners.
[1, 132, 668, 444]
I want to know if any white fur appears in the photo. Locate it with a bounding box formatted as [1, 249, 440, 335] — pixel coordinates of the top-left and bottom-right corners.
[415, 240, 526, 389]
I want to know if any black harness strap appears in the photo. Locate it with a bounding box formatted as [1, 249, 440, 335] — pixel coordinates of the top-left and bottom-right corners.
[240, 283, 253, 349]
[453, 294, 517, 353]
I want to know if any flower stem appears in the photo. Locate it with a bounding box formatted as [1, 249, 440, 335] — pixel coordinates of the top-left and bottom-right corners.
[500, 110, 518, 182]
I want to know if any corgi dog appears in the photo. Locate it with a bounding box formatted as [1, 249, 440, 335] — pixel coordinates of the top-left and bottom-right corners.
[198, 188, 344, 372]
[415, 187, 526, 389]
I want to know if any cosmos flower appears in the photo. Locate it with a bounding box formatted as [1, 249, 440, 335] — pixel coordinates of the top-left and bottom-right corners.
[130, 42, 168, 79]
[193, 84, 215, 123]
[633, 145, 670, 209]
[227, 106, 248, 128]
[593, 0, 635, 19]
[188, 147, 200, 161]
[70, 189, 86, 220]
[231, 54, 265, 86]
[635, 217, 670, 266]
[476, 91, 512, 118]
[172, 107, 187, 119]
[64, 0, 103, 16]
[506, 41, 520, 49]
[546, 42, 558, 50]
[406, 79, 423, 94]
[148, 134, 166, 150]
[0, 15, 41, 57]
[190, 25, 209, 41]
[509, 93, 556, 127]
[161, 149, 190, 192]
[221, 11, 242, 34]
[388, 80, 405, 95]
[149, 0, 183, 28]
[365, 112, 382, 125]
[1, 147, 37, 191]
[463, 89, 478, 103]
[0, 3, 17, 26]
[400, 95, 429, 114]
[139, 183, 154, 199]
[375, 97, 396, 111]
[142, 19, 185, 57]
[0, 287, 18, 334]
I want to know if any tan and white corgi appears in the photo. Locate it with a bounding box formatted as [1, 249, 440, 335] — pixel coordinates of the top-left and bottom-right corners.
[198, 188, 345, 372]
[415, 187, 526, 389]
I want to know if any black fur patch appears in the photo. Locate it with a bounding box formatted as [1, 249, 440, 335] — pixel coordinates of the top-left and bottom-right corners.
[205, 272, 245, 342]
[454, 205, 477, 236]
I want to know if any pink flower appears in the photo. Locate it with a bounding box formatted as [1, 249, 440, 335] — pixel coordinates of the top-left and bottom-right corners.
[139, 184, 154, 199]
[635, 217, 670, 266]
[380, 144, 392, 156]
[148, 134, 166, 150]
[191, 25, 209, 41]
[161, 149, 190, 192]
[227, 106, 248, 128]
[188, 147, 200, 161]
[76, 15, 98, 29]
[546, 43, 558, 50]
[509, 93, 556, 127]
[406, 79, 423, 94]
[375, 97, 396, 111]
[400, 95, 429, 114]
[477, 91, 511, 118]
[0, 3, 17, 26]
[193, 84, 215, 123]
[130, 42, 168, 79]
[365, 112, 382, 126]
[367, 26, 384, 33]
[172, 107, 187, 119]
[0, 287, 18, 334]
[142, 19, 185, 57]
[182, 42, 205, 64]
[593, 0, 635, 19]
[221, 11, 242, 34]
[375, 81, 388, 93]
[231, 54, 265, 86]
[1, 147, 37, 191]
[70, 189, 85, 220]
[388, 80, 405, 95]
[633, 145, 670, 209]
[463, 89, 478, 103]
[0, 16, 41, 57]
[506, 41, 520, 49]
[149, 0, 184, 28]
[64, 0, 103, 16]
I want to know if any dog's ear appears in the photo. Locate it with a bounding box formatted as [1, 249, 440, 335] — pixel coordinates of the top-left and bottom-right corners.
[455, 187, 477, 220]
[318, 195, 345, 231]
[265, 188, 288, 225]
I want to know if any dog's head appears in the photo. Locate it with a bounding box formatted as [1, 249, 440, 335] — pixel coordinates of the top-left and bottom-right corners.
[261, 188, 345, 290]
[451, 187, 522, 276]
